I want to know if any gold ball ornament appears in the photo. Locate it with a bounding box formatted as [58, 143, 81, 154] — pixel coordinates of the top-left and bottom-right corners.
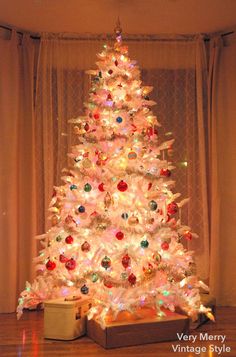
[51, 214, 60, 226]
[82, 158, 92, 168]
[128, 215, 139, 225]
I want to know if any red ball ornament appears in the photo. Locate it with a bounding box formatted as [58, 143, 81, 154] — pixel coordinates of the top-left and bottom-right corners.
[93, 113, 100, 120]
[104, 280, 113, 288]
[65, 235, 74, 244]
[114, 60, 118, 66]
[117, 180, 128, 192]
[98, 183, 105, 192]
[65, 258, 76, 270]
[160, 168, 171, 177]
[46, 260, 56, 271]
[184, 231, 192, 241]
[116, 231, 124, 240]
[108, 69, 113, 75]
[167, 202, 178, 215]
[84, 123, 90, 132]
[128, 273, 137, 285]
[122, 254, 131, 269]
[59, 254, 68, 263]
[161, 241, 169, 250]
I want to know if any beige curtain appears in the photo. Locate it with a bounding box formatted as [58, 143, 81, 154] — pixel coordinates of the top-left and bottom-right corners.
[209, 35, 236, 305]
[36, 35, 210, 280]
[0, 31, 37, 312]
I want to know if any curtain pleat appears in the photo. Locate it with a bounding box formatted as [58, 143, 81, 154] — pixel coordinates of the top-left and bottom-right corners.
[0, 31, 37, 312]
[208, 35, 236, 305]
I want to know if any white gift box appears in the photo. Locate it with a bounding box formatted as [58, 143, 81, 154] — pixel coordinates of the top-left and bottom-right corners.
[44, 296, 92, 340]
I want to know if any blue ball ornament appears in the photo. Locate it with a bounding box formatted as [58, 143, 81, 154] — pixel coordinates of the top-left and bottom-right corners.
[78, 205, 85, 213]
[116, 116, 123, 123]
[81, 284, 89, 294]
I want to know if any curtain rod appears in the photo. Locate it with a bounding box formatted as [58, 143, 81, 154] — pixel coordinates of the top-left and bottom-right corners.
[0, 24, 235, 41]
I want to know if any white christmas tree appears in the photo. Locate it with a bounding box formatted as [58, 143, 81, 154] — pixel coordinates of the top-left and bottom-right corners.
[18, 24, 214, 326]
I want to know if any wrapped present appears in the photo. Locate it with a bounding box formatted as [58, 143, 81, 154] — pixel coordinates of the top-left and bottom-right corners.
[44, 295, 92, 340]
[87, 308, 190, 349]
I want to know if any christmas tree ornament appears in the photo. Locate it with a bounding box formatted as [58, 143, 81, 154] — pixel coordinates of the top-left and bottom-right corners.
[91, 273, 99, 283]
[56, 235, 62, 242]
[81, 241, 91, 252]
[167, 202, 178, 215]
[78, 205, 86, 213]
[153, 253, 162, 264]
[128, 215, 139, 225]
[108, 69, 113, 75]
[143, 263, 154, 276]
[128, 151, 137, 160]
[116, 116, 123, 123]
[84, 183, 92, 192]
[65, 235, 74, 244]
[121, 212, 129, 220]
[98, 71, 102, 78]
[128, 273, 136, 285]
[94, 113, 100, 120]
[161, 241, 169, 250]
[121, 272, 128, 280]
[51, 215, 59, 226]
[107, 93, 112, 100]
[140, 240, 149, 248]
[65, 258, 76, 270]
[70, 184, 77, 190]
[104, 192, 113, 208]
[59, 254, 68, 263]
[149, 200, 158, 211]
[114, 60, 118, 66]
[46, 260, 56, 271]
[101, 256, 111, 270]
[183, 231, 192, 241]
[98, 183, 105, 192]
[81, 284, 89, 294]
[84, 123, 90, 131]
[122, 254, 131, 269]
[115, 231, 124, 240]
[160, 168, 171, 177]
[104, 280, 113, 288]
[117, 180, 128, 192]
[82, 158, 92, 168]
